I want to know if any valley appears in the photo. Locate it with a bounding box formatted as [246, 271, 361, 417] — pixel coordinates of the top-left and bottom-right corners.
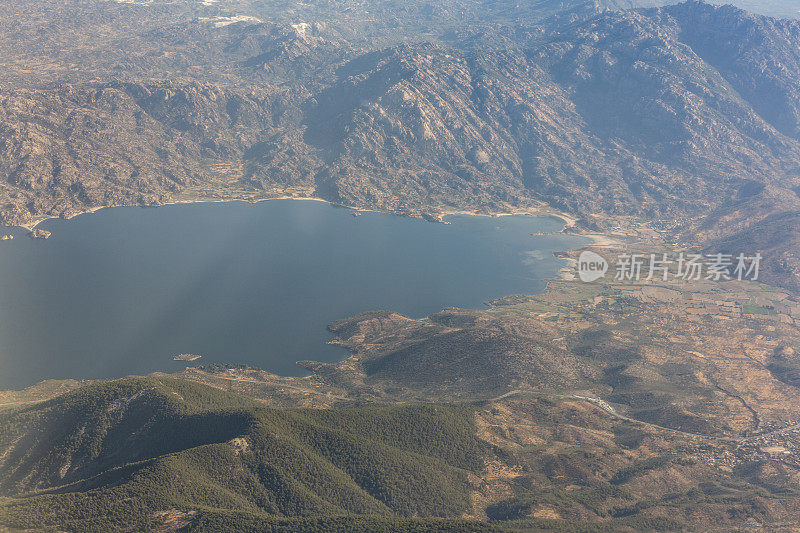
[3, 0, 800, 530]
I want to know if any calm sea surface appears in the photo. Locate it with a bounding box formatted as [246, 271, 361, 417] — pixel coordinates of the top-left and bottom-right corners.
[0, 200, 589, 388]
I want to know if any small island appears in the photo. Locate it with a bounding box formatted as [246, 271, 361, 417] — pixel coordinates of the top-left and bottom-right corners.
[173, 353, 202, 362]
[28, 229, 51, 239]
[0, 234, 13, 241]
[421, 212, 449, 224]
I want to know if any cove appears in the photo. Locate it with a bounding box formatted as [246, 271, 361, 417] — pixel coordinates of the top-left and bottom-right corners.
[0, 199, 590, 389]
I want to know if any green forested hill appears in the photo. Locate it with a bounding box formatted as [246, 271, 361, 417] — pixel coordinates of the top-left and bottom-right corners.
[0, 377, 489, 532]
[4, 371, 800, 531]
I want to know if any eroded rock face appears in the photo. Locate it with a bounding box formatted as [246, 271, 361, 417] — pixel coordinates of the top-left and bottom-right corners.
[0, 82, 300, 226]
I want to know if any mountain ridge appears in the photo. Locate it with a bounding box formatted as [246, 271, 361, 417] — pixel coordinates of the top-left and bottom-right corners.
[3, 2, 800, 234]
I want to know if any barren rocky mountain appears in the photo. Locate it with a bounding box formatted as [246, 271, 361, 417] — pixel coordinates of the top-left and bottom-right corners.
[2, 1, 800, 234]
[5, 1, 800, 531]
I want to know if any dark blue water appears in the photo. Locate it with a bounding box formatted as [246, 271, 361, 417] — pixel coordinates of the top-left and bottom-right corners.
[0, 200, 588, 388]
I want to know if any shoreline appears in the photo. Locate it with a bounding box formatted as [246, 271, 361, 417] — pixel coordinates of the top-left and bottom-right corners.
[0, 195, 606, 393]
[13, 193, 331, 232]
[0, 191, 622, 394]
[0, 219, 616, 397]
[10, 192, 615, 247]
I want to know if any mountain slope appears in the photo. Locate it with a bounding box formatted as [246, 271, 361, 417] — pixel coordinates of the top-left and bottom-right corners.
[663, 1, 800, 140]
[326, 310, 598, 398]
[2, 2, 800, 229]
[0, 377, 488, 531]
[6, 332, 800, 531]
